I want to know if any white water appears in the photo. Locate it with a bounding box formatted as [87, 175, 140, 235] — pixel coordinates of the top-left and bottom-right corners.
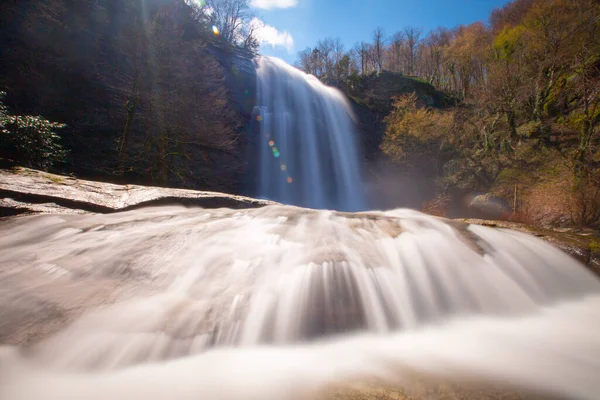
[253, 57, 365, 211]
[1, 205, 600, 399]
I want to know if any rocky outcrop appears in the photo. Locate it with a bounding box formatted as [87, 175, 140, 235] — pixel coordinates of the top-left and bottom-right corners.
[459, 218, 600, 275]
[0, 167, 275, 217]
[351, 71, 450, 112]
[347, 72, 452, 158]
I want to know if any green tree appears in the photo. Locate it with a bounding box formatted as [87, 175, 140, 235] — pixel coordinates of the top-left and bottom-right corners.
[0, 92, 67, 170]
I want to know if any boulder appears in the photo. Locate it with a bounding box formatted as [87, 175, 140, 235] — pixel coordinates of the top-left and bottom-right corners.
[468, 193, 511, 219]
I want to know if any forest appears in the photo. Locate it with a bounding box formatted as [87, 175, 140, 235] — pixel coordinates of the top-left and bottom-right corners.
[0, 0, 257, 192]
[296, 0, 600, 227]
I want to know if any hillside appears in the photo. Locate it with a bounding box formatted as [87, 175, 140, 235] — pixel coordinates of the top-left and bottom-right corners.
[299, 0, 600, 227]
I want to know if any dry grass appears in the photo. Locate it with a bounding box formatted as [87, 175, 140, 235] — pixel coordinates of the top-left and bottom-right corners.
[516, 168, 600, 228]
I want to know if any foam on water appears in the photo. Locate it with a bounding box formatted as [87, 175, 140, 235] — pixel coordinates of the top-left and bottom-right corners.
[0, 205, 599, 399]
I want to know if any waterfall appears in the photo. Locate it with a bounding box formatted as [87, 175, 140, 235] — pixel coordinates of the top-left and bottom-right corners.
[251, 57, 365, 211]
[1, 205, 600, 399]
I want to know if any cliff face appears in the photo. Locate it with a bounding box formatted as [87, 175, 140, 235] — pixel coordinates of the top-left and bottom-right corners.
[351, 71, 450, 112]
[208, 45, 258, 120]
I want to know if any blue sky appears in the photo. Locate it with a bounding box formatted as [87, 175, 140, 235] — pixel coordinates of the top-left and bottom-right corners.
[250, 0, 513, 64]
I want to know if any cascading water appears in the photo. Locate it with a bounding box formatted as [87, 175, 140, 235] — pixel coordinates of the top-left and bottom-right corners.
[1, 205, 600, 399]
[1, 58, 599, 400]
[251, 57, 365, 211]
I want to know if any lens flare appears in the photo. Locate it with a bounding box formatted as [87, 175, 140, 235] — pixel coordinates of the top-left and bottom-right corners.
[281, 164, 287, 171]
[212, 26, 219, 35]
[287, 177, 293, 183]
[256, 115, 262, 122]
[274, 151, 280, 158]
[268, 140, 275, 147]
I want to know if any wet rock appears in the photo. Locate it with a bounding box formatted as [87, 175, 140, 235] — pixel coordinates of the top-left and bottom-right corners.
[460, 218, 600, 276]
[0, 167, 276, 215]
[0, 197, 89, 217]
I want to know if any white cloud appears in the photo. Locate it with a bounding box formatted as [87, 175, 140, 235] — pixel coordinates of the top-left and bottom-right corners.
[250, 18, 295, 53]
[250, 0, 298, 10]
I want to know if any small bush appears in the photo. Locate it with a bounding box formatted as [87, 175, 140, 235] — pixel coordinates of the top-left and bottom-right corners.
[421, 194, 452, 217]
[568, 172, 600, 228]
[381, 93, 453, 161]
[0, 92, 67, 170]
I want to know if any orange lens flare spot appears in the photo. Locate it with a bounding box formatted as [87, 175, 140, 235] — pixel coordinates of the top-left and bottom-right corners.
[256, 115, 262, 121]
[287, 177, 293, 184]
[268, 140, 275, 147]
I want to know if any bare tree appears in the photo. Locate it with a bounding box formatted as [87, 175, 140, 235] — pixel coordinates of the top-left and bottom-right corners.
[403, 27, 422, 75]
[385, 31, 405, 73]
[296, 37, 347, 78]
[419, 27, 452, 87]
[353, 41, 376, 75]
[242, 22, 260, 53]
[296, 47, 316, 75]
[204, 0, 256, 47]
[372, 27, 385, 72]
[316, 38, 334, 77]
[353, 42, 366, 75]
[347, 47, 361, 75]
[331, 37, 346, 68]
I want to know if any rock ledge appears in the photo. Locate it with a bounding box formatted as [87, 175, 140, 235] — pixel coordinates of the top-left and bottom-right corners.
[0, 167, 275, 216]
